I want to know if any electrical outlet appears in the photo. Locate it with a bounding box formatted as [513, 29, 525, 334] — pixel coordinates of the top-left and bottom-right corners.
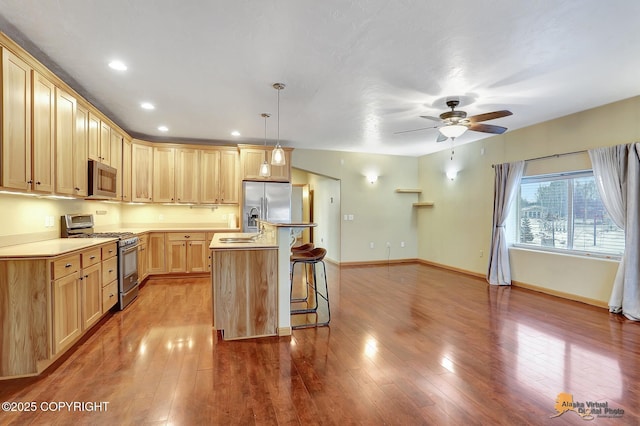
[348, 214, 354, 221]
[479, 250, 484, 258]
[159, 214, 164, 221]
[369, 242, 374, 249]
[344, 214, 348, 221]
[400, 241, 405, 248]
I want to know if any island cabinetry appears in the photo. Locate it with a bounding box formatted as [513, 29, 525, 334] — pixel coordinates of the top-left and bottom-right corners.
[211, 247, 278, 340]
[166, 232, 207, 273]
[101, 242, 118, 312]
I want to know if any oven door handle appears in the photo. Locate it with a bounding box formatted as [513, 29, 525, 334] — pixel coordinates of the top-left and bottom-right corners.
[120, 244, 139, 255]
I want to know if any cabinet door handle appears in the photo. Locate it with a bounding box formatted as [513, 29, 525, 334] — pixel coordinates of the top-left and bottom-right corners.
[74, 187, 80, 191]
[184, 235, 190, 238]
[90, 255, 96, 260]
[109, 269, 114, 273]
[65, 263, 72, 268]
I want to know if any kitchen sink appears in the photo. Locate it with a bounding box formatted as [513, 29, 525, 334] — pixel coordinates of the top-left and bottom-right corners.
[219, 236, 257, 243]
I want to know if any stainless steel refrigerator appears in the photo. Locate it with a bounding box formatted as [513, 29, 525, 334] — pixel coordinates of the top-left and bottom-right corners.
[242, 181, 292, 232]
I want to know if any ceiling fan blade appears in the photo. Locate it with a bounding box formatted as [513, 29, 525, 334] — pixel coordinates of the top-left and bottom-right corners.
[419, 115, 442, 122]
[436, 133, 448, 142]
[468, 110, 512, 123]
[393, 125, 438, 135]
[468, 123, 508, 134]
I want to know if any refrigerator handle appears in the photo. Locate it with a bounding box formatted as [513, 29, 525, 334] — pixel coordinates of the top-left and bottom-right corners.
[264, 197, 268, 221]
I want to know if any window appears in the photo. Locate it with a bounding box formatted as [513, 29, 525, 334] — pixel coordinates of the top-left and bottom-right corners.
[515, 171, 624, 256]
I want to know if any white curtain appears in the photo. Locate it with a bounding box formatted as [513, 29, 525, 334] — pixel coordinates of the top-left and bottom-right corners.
[589, 143, 640, 320]
[487, 160, 525, 285]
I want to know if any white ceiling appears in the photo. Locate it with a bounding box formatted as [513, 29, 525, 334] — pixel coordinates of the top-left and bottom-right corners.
[1, 1, 640, 156]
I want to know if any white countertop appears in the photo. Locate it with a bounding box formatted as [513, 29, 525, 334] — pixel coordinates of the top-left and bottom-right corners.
[209, 232, 277, 250]
[0, 238, 118, 259]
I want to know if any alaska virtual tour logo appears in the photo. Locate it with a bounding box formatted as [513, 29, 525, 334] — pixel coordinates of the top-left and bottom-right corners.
[551, 392, 624, 420]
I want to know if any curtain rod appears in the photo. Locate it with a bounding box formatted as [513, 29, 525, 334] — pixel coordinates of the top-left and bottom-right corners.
[491, 149, 588, 168]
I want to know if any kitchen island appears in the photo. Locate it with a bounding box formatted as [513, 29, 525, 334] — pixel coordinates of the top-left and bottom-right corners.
[209, 222, 316, 340]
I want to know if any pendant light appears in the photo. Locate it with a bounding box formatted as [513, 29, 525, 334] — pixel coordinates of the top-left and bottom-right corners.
[259, 113, 271, 177]
[271, 83, 286, 166]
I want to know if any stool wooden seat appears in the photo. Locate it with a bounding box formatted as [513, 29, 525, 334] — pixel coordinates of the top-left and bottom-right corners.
[290, 247, 330, 328]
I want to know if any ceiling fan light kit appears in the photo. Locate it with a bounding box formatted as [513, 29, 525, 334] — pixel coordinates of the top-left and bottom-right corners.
[397, 98, 513, 148]
[439, 124, 467, 139]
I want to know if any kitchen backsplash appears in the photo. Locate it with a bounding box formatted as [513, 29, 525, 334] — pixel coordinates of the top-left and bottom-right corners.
[0, 193, 239, 247]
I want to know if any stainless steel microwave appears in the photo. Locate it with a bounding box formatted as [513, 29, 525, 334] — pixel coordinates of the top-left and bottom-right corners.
[88, 160, 117, 198]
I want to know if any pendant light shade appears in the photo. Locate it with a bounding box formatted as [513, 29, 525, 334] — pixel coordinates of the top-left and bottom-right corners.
[259, 113, 271, 177]
[271, 83, 286, 166]
[439, 124, 468, 139]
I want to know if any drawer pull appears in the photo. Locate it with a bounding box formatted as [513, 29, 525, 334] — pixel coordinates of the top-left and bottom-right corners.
[90, 255, 96, 260]
[109, 269, 114, 273]
[185, 235, 190, 238]
[65, 263, 72, 268]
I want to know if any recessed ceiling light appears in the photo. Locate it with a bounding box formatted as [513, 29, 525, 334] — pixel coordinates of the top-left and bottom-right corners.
[231, 131, 241, 137]
[141, 102, 155, 110]
[158, 126, 169, 132]
[108, 60, 127, 71]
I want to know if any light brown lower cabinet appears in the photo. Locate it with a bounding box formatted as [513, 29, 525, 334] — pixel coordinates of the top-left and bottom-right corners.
[211, 248, 277, 340]
[52, 269, 82, 355]
[148, 232, 166, 274]
[80, 262, 102, 331]
[0, 241, 118, 379]
[166, 232, 208, 273]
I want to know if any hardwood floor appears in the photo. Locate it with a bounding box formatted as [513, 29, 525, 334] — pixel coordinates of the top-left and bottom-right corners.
[1, 263, 639, 425]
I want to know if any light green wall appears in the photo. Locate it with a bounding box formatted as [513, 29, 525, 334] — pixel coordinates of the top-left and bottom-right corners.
[292, 149, 419, 263]
[417, 95, 640, 304]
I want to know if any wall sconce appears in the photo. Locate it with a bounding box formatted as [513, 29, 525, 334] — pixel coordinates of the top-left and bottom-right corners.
[366, 174, 378, 184]
[446, 170, 457, 181]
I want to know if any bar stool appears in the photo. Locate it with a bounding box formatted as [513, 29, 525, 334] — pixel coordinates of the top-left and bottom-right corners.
[290, 247, 330, 328]
[290, 243, 314, 302]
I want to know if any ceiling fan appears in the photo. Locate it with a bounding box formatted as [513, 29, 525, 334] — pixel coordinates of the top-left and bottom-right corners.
[396, 99, 513, 142]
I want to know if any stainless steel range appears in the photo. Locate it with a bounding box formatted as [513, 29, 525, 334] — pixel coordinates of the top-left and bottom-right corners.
[61, 214, 139, 310]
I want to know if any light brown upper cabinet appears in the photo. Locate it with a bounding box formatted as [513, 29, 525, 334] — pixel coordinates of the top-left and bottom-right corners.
[152, 146, 175, 202]
[131, 141, 153, 202]
[100, 121, 112, 166]
[87, 111, 101, 163]
[200, 148, 239, 204]
[87, 113, 114, 166]
[73, 103, 89, 196]
[31, 71, 55, 193]
[175, 147, 199, 203]
[55, 88, 84, 196]
[121, 138, 132, 202]
[110, 128, 122, 199]
[1, 48, 32, 191]
[238, 144, 292, 182]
